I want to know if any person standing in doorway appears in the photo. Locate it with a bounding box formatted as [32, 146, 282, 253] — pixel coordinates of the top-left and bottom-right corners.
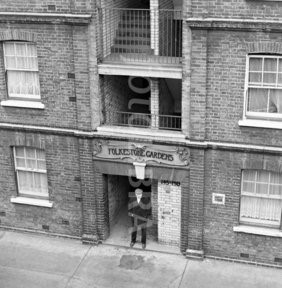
[128, 188, 151, 249]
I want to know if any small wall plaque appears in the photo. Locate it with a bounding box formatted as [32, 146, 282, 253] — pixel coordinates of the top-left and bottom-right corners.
[212, 193, 225, 205]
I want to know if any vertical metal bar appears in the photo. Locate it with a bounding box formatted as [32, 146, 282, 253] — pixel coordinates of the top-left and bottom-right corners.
[140, 9, 142, 62]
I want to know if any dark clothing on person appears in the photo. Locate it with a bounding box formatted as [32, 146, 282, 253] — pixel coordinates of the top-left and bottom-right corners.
[128, 196, 151, 244]
[131, 217, 147, 244]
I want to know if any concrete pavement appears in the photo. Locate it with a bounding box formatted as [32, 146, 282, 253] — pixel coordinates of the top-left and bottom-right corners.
[0, 230, 281, 288]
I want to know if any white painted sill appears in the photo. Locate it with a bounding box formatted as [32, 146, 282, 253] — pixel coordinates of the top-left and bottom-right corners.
[1, 100, 45, 109]
[238, 119, 282, 130]
[233, 225, 282, 238]
[10, 197, 53, 208]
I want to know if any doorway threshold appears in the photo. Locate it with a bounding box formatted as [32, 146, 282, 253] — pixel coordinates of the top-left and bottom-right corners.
[101, 242, 181, 256]
[104, 207, 181, 255]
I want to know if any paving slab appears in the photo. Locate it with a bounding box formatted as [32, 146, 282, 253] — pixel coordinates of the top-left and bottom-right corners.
[70, 245, 187, 288]
[180, 259, 282, 288]
[0, 230, 281, 288]
[0, 230, 89, 286]
[0, 266, 68, 288]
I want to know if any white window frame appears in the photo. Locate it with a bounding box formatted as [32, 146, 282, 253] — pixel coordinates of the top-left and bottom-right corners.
[13, 147, 49, 198]
[3, 41, 41, 100]
[240, 170, 282, 228]
[243, 54, 282, 121]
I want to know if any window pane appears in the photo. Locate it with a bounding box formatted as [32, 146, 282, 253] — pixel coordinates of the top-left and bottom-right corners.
[242, 170, 256, 181]
[16, 56, 27, 70]
[36, 149, 45, 160]
[256, 169, 268, 195]
[256, 183, 268, 195]
[15, 43, 27, 56]
[7, 71, 40, 97]
[26, 44, 37, 57]
[249, 72, 262, 84]
[259, 198, 281, 221]
[18, 171, 34, 193]
[4, 43, 38, 70]
[4, 43, 15, 56]
[241, 196, 281, 222]
[279, 59, 282, 72]
[34, 173, 48, 195]
[241, 170, 282, 226]
[15, 147, 25, 157]
[257, 170, 269, 182]
[16, 158, 26, 168]
[269, 172, 282, 196]
[243, 170, 255, 181]
[240, 196, 260, 219]
[242, 181, 255, 193]
[40, 173, 48, 194]
[5, 56, 16, 69]
[26, 159, 37, 169]
[278, 73, 282, 86]
[269, 184, 282, 196]
[249, 58, 263, 72]
[242, 170, 256, 193]
[34, 173, 42, 192]
[26, 148, 36, 159]
[264, 58, 277, 72]
[263, 72, 276, 85]
[37, 160, 46, 170]
[15, 147, 48, 197]
[269, 89, 282, 113]
[247, 88, 268, 112]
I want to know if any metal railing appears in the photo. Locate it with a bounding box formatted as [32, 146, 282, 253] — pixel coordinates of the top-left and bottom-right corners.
[98, 8, 182, 65]
[106, 111, 181, 131]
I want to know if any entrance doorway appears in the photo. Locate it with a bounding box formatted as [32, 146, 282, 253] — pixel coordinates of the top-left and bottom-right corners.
[104, 174, 181, 253]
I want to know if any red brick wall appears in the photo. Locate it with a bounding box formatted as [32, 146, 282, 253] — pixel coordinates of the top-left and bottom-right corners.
[203, 149, 282, 265]
[0, 0, 93, 13]
[102, 75, 134, 124]
[190, 29, 207, 140]
[0, 130, 82, 237]
[190, 29, 282, 146]
[0, 25, 91, 131]
[190, 0, 282, 20]
[187, 149, 205, 251]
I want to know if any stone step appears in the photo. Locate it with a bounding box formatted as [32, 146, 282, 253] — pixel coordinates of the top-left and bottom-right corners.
[186, 249, 204, 261]
[111, 44, 153, 54]
[116, 29, 150, 38]
[114, 37, 150, 46]
[119, 22, 150, 29]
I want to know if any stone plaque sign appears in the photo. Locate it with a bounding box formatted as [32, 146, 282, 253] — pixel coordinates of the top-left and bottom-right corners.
[93, 140, 189, 167]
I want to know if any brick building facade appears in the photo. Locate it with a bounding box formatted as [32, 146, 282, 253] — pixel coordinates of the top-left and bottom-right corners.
[0, 0, 281, 267]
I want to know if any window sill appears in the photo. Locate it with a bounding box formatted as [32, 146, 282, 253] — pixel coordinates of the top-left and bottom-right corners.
[1, 100, 45, 109]
[233, 225, 282, 238]
[10, 197, 53, 208]
[238, 119, 282, 130]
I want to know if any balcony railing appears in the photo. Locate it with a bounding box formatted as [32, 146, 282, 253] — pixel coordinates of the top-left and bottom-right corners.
[98, 8, 182, 65]
[106, 111, 182, 131]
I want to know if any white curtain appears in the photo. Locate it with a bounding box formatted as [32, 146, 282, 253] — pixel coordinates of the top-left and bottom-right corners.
[241, 170, 282, 224]
[15, 147, 48, 197]
[248, 57, 282, 114]
[248, 88, 268, 112]
[263, 58, 277, 85]
[241, 196, 281, 222]
[4, 42, 40, 98]
[269, 89, 282, 113]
